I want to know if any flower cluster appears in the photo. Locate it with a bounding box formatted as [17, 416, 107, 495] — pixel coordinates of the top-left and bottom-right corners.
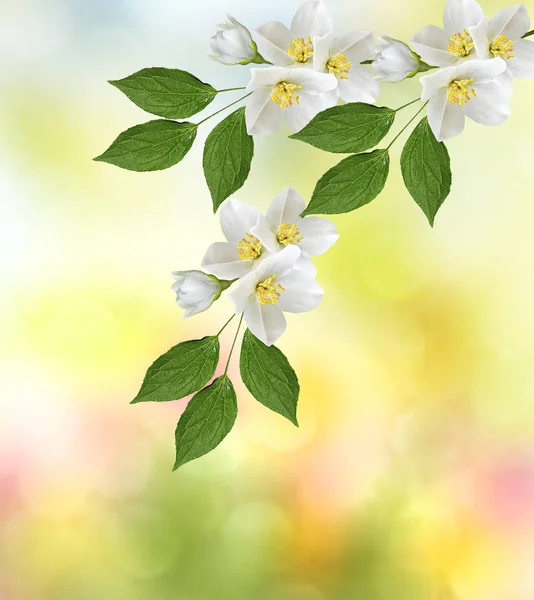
[210, 0, 534, 140]
[173, 188, 338, 346]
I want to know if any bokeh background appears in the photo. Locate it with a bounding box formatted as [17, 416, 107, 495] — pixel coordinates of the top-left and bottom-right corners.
[2, 0, 534, 598]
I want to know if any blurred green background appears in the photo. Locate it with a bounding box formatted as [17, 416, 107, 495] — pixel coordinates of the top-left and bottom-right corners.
[2, 0, 534, 598]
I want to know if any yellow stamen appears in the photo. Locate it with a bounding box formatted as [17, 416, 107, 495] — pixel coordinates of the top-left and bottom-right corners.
[447, 78, 477, 105]
[327, 53, 351, 80]
[448, 30, 474, 57]
[288, 36, 314, 63]
[237, 233, 262, 261]
[490, 34, 515, 59]
[270, 82, 302, 109]
[277, 223, 304, 246]
[256, 275, 285, 305]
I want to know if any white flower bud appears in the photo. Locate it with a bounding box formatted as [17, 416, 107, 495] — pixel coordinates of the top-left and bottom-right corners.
[372, 36, 420, 83]
[171, 271, 223, 319]
[209, 15, 259, 66]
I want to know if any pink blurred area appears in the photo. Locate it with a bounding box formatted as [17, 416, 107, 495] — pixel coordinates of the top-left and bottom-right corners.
[2, 0, 534, 598]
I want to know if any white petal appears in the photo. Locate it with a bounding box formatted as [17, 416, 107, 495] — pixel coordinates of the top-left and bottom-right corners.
[464, 82, 511, 125]
[489, 4, 530, 40]
[412, 25, 457, 67]
[219, 199, 260, 243]
[338, 66, 379, 103]
[247, 67, 292, 92]
[277, 272, 324, 314]
[244, 302, 287, 346]
[201, 242, 252, 280]
[313, 33, 335, 72]
[282, 92, 334, 133]
[494, 70, 514, 96]
[297, 216, 339, 256]
[183, 296, 213, 319]
[245, 89, 283, 136]
[508, 38, 534, 78]
[470, 17, 492, 59]
[253, 22, 294, 66]
[443, 0, 484, 36]
[295, 254, 317, 277]
[427, 88, 466, 141]
[290, 1, 333, 38]
[250, 215, 280, 254]
[456, 57, 507, 82]
[289, 69, 338, 93]
[266, 187, 307, 227]
[334, 31, 375, 63]
[421, 66, 457, 100]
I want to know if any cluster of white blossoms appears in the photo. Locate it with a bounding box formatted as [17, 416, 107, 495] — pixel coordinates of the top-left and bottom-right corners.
[172, 188, 338, 346]
[209, 0, 534, 141]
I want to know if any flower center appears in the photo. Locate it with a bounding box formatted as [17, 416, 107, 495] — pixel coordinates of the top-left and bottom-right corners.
[237, 233, 262, 261]
[287, 36, 314, 63]
[447, 78, 477, 105]
[277, 223, 304, 246]
[327, 53, 351, 79]
[448, 30, 474, 57]
[256, 275, 285, 305]
[270, 82, 302, 109]
[490, 34, 515, 59]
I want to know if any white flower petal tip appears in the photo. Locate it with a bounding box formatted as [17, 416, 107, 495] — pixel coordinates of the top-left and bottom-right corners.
[171, 271, 222, 319]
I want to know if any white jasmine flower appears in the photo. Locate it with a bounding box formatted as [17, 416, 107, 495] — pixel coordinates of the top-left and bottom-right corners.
[251, 187, 338, 276]
[245, 67, 337, 135]
[202, 199, 268, 280]
[421, 58, 509, 141]
[253, 1, 333, 67]
[470, 4, 534, 79]
[229, 245, 323, 346]
[209, 15, 262, 66]
[412, 0, 485, 68]
[171, 271, 225, 319]
[313, 31, 379, 103]
[372, 36, 421, 82]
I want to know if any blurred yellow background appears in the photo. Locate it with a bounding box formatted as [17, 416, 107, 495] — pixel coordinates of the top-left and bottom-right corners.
[2, 0, 534, 598]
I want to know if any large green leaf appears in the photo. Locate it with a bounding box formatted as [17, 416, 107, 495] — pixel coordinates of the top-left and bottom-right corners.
[290, 103, 395, 154]
[203, 108, 254, 212]
[174, 376, 237, 470]
[400, 117, 452, 226]
[94, 120, 197, 172]
[303, 149, 390, 216]
[132, 337, 219, 403]
[109, 67, 217, 119]
[240, 329, 299, 426]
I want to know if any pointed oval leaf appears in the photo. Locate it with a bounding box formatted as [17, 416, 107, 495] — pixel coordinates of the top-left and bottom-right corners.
[240, 329, 299, 426]
[203, 107, 254, 212]
[109, 67, 217, 119]
[401, 116, 452, 226]
[132, 336, 219, 403]
[303, 149, 390, 216]
[94, 120, 197, 172]
[174, 376, 237, 470]
[290, 103, 395, 154]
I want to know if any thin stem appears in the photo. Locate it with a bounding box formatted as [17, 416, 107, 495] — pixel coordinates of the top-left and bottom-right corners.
[197, 92, 252, 126]
[395, 98, 421, 112]
[386, 101, 429, 151]
[224, 315, 243, 376]
[216, 87, 247, 93]
[216, 315, 236, 338]
[523, 30, 534, 38]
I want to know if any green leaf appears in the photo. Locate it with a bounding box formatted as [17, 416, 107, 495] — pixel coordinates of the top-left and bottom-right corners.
[290, 103, 395, 154]
[303, 149, 390, 216]
[240, 329, 299, 426]
[94, 120, 197, 172]
[173, 376, 237, 470]
[132, 336, 219, 403]
[109, 67, 217, 119]
[400, 117, 452, 226]
[203, 107, 254, 212]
